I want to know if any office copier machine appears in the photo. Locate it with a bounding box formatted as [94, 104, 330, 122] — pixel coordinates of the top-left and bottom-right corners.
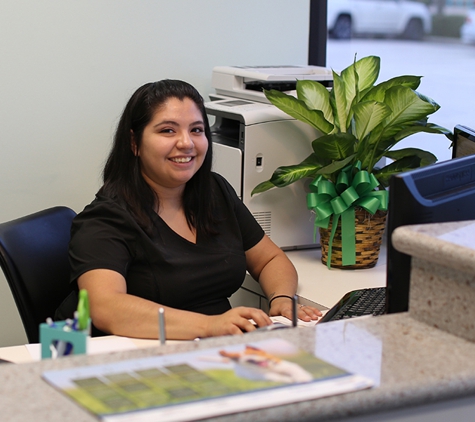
[206, 66, 332, 250]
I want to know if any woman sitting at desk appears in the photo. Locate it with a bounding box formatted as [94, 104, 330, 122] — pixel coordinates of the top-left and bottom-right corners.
[62, 80, 321, 340]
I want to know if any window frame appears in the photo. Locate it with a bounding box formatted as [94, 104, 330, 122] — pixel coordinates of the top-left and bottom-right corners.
[308, 0, 328, 66]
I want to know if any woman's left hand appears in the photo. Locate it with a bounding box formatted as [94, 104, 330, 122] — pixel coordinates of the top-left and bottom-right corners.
[269, 296, 322, 322]
[295, 303, 322, 322]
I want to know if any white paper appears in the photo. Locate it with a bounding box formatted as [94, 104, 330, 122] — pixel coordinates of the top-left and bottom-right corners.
[437, 222, 475, 250]
[26, 336, 140, 361]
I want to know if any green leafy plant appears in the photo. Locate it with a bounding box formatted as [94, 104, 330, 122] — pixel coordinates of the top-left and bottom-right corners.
[251, 55, 452, 196]
[251, 55, 453, 268]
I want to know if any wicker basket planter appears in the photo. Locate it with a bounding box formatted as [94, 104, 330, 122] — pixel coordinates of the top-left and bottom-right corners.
[319, 207, 387, 269]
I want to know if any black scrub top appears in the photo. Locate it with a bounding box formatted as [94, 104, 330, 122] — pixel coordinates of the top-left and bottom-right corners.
[68, 173, 265, 316]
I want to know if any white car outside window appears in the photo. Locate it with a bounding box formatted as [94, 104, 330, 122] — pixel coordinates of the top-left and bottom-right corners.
[328, 0, 432, 40]
[461, 9, 475, 44]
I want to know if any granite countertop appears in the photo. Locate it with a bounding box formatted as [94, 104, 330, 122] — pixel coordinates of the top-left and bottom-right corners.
[392, 219, 475, 345]
[2, 313, 475, 421]
[392, 220, 475, 275]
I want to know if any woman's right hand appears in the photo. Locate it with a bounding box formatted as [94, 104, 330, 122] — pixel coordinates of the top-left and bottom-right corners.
[204, 307, 272, 337]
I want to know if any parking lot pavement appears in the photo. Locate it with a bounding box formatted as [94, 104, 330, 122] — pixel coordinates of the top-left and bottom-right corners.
[326, 38, 475, 162]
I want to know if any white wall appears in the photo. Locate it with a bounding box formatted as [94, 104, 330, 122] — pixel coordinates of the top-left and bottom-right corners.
[0, 0, 311, 346]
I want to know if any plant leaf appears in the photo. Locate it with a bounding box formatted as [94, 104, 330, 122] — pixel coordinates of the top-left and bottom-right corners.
[354, 55, 380, 91]
[392, 122, 452, 143]
[373, 157, 421, 187]
[312, 132, 357, 161]
[264, 89, 334, 134]
[316, 155, 357, 182]
[251, 180, 276, 195]
[330, 71, 348, 132]
[296, 80, 334, 123]
[373, 151, 437, 187]
[268, 153, 323, 188]
[368, 126, 444, 168]
[415, 91, 440, 109]
[251, 153, 323, 195]
[362, 75, 422, 102]
[353, 101, 391, 141]
[380, 86, 439, 139]
[384, 147, 437, 166]
[341, 56, 380, 104]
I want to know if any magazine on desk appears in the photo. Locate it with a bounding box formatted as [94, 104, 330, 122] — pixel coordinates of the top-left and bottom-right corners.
[42, 338, 373, 422]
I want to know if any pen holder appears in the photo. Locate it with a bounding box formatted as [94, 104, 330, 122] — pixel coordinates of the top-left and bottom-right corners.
[39, 320, 90, 359]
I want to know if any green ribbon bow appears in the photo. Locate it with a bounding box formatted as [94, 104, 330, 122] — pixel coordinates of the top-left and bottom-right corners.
[306, 162, 388, 268]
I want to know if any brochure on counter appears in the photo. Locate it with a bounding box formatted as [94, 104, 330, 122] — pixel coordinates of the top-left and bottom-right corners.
[42, 338, 373, 422]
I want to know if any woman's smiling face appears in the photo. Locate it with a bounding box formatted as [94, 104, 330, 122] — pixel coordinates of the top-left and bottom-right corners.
[136, 96, 209, 194]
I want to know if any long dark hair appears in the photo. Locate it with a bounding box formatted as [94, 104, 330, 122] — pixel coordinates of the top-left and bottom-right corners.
[99, 80, 216, 237]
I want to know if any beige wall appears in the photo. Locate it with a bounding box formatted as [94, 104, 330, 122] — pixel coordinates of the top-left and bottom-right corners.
[0, 0, 311, 346]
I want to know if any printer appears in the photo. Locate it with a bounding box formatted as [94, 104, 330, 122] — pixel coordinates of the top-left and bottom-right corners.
[206, 65, 332, 250]
[212, 65, 333, 104]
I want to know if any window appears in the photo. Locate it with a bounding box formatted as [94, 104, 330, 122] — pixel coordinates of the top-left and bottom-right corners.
[309, 0, 474, 162]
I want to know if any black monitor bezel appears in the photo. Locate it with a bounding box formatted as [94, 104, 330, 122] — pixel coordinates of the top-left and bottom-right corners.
[386, 127, 475, 314]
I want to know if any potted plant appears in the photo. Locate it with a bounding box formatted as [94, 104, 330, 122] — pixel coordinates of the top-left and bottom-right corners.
[251, 55, 452, 269]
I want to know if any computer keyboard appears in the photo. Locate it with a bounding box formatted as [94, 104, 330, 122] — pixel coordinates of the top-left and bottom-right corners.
[319, 287, 387, 323]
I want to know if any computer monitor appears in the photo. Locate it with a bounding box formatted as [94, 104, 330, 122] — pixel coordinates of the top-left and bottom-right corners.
[386, 126, 475, 314]
[453, 124, 475, 158]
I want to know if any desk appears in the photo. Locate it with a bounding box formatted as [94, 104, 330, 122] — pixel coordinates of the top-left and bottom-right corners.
[3, 226, 475, 421]
[0, 336, 183, 364]
[232, 244, 387, 311]
[1, 314, 475, 421]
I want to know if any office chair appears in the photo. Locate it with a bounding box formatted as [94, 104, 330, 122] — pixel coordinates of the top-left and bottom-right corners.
[0, 206, 77, 343]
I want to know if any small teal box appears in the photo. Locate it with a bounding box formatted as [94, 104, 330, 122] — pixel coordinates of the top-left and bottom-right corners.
[39, 320, 90, 359]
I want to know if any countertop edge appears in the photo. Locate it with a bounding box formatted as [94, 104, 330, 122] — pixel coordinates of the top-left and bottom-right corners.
[392, 225, 475, 274]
